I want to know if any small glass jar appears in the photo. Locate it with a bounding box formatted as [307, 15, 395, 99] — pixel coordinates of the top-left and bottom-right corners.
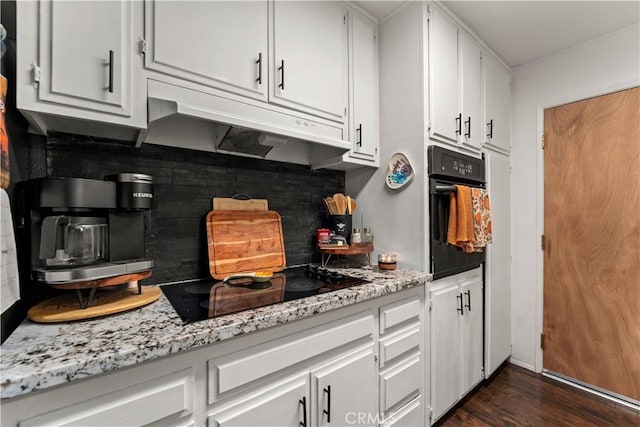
[362, 227, 373, 244]
[351, 228, 362, 244]
[378, 253, 397, 270]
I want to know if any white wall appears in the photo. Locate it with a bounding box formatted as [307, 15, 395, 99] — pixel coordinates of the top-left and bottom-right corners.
[510, 23, 640, 371]
[346, 2, 428, 271]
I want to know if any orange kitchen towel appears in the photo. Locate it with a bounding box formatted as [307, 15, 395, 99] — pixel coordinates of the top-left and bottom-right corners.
[447, 185, 475, 252]
[471, 188, 493, 251]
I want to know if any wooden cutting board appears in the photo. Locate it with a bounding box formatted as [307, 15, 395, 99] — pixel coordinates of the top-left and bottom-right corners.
[206, 210, 286, 279]
[213, 197, 268, 211]
[27, 286, 161, 323]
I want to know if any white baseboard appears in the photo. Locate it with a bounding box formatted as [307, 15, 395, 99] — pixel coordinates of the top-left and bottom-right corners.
[508, 357, 536, 372]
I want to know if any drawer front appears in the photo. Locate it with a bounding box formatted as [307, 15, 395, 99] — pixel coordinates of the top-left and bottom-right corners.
[379, 324, 421, 367]
[382, 396, 424, 427]
[380, 297, 421, 334]
[20, 369, 194, 426]
[209, 312, 373, 400]
[380, 354, 422, 414]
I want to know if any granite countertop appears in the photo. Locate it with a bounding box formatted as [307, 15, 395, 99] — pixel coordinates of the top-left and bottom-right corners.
[0, 266, 429, 400]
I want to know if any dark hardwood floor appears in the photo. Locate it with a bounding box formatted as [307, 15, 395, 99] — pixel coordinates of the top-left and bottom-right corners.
[437, 363, 640, 426]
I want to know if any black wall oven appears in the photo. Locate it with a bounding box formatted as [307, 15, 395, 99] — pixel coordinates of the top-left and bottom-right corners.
[428, 146, 485, 280]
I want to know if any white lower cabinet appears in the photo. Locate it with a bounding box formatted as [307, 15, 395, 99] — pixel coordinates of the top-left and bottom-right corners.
[429, 268, 483, 423]
[208, 374, 309, 427]
[1, 288, 425, 427]
[312, 347, 377, 427]
[210, 345, 376, 427]
[19, 369, 194, 427]
[378, 295, 426, 426]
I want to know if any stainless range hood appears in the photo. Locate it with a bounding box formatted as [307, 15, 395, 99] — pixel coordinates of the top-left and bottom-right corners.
[140, 80, 351, 166]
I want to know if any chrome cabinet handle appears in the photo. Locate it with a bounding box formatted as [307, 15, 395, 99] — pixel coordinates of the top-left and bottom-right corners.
[108, 50, 114, 93]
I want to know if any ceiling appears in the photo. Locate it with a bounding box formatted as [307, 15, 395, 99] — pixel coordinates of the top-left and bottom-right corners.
[354, 1, 640, 68]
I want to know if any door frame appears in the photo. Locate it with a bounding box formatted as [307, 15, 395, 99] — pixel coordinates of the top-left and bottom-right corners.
[534, 83, 639, 375]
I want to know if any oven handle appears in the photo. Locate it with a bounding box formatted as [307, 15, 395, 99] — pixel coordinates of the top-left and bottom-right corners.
[435, 185, 457, 193]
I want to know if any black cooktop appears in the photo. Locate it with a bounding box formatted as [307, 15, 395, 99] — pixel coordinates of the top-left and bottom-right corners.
[161, 265, 370, 323]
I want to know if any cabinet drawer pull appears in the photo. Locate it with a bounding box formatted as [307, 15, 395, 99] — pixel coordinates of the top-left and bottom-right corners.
[323, 385, 332, 422]
[278, 60, 285, 90]
[356, 124, 362, 147]
[457, 293, 464, 315]
[455, 113, 462, 135]
[256, 53, 262, 84]
[464, 116, 471, 138]
[487, 119, 493, 139]
[464, 289, 471, 311]
[299, 396, 307, 427]
[108, 50, 114, 93]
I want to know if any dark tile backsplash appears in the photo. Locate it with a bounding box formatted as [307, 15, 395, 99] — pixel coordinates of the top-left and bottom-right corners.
[45, 133, 345, 284]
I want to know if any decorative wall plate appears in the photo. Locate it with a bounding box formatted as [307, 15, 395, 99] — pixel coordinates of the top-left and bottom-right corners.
[386, 152, 414, 189]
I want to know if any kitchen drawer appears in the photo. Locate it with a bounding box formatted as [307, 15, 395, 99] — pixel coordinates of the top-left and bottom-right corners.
[382, 396, 424, 427]
[380, 297, 421, 334]
[208, 312, 373, 401]
[380, 354, 422, 415]
[379, 323, 421, 367]
[19, 369, 194, 426]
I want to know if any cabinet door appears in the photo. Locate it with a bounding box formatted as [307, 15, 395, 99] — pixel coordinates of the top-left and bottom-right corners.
[461, 279, 484, 393]
[429, 282, 461, 421]
[209, 374, 309, 427]
[349, 11, 379, 160]
[37, 0, 132, 116]
[428, 6, 458, 144]
[483, 54, 511, 153]
[459, 31, 482, 152]
[312, 346, 377, 427]
[484, 151, 511, 376]
[271, 1, 347, 122]
[145, 1, 268, 101]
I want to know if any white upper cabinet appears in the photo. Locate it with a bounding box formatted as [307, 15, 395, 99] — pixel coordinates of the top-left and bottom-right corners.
[428, 5, 459, 144]
[483, 54, 512, 153]
[144, 1, 268, 101]
[16, 0, 145, 130]
[271, 1, 347, 123]
[427, 5, 483, 153]
[459, 32, 483, 152]
[349, 11, 379, 161]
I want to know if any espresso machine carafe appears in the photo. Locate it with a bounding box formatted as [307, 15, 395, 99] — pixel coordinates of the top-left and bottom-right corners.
[39, 216, 108, 267]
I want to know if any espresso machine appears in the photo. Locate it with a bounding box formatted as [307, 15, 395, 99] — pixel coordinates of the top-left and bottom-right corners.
[16, 174, 154, 309]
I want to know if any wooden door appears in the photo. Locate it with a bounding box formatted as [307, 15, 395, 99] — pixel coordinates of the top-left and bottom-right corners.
[543, 87, 640, 401]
